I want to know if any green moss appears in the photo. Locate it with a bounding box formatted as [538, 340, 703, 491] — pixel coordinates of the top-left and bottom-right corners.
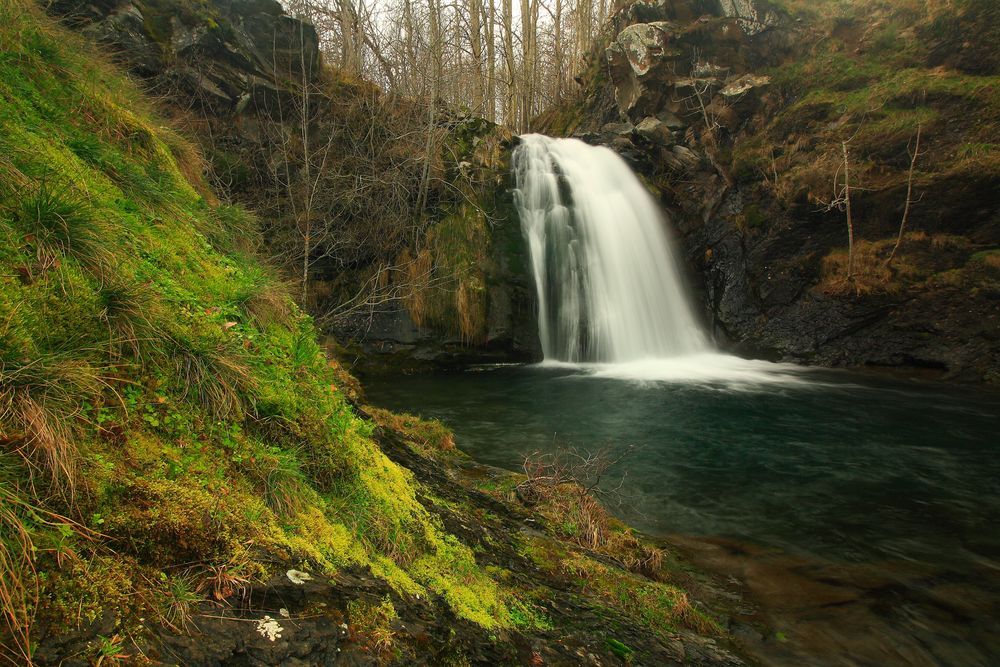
[0, 1, 525, 655]
[606, 638, 634, 661]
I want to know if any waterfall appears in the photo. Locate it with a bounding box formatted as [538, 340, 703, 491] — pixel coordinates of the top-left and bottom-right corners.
[513, 134, 709, 363]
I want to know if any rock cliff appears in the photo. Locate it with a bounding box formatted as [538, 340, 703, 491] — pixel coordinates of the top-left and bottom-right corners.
[542, 0, 1000, 382]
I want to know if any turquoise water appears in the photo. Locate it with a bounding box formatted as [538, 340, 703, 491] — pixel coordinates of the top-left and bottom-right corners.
[365, 363, 1000, 665]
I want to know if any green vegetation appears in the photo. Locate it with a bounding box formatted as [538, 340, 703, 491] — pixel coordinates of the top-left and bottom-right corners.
[367, 407, 457, 460]
[397, 122, 510, 345]
[348, 595, 400, 661]
[0, 1, 521, 662]
[518, 533, 719, 645]
[606, 637, 635, 661]
[724, 0, 1000, 295]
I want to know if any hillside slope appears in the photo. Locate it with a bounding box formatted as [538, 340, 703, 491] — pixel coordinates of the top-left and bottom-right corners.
[0, 2, 746, 665]
[48, 0, 540, 372]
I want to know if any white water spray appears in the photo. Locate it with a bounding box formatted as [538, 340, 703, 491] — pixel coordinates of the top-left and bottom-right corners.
[513, 134, 709, 363]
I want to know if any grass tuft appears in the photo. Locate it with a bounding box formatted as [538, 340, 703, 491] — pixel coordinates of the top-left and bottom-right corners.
[14, 180, 109, 273]
[95, 278, 163, 364]
[236, 273, 295, 330]
[169, 335, 256, 420]
[200, 204, 262, 257]
[0, 353, 103, 496]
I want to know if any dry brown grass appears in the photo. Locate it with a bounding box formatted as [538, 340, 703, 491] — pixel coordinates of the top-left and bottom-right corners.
[535, 484, 663, 575]
[0, 356, 103, 498]
[400, 247, 433, 329]
[517, 448, 663, 575]
[455, 280, 486, 345]
[159, 127, 217, 205]
[367, 406, 455, 457]
[244, 280, 295, 330]
[816, 231, 954, 296]
[0, 487, 35, 667]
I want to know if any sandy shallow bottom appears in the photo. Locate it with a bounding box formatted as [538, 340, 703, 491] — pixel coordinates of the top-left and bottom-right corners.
[666, 533, 1000, 667]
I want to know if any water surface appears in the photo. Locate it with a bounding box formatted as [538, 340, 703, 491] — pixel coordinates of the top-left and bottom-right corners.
[365, 360, 1000, 666]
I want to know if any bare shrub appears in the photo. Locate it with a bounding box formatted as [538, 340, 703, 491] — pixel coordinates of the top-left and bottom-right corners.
[517, 446, 663, 575]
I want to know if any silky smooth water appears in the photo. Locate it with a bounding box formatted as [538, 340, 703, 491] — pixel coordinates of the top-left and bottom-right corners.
[366, 367, 1000, 665]
[513, 134, 707, 361]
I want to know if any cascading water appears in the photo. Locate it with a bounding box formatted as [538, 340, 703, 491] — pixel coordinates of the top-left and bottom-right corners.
[513, 134, 709, 363]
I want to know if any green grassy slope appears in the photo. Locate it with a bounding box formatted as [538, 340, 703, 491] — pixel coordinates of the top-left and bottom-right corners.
[0, 1, 519, 662]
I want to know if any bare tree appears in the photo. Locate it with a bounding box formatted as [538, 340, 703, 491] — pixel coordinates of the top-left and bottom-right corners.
[816, 140, 858, 282]
[886, 123, 923, 268]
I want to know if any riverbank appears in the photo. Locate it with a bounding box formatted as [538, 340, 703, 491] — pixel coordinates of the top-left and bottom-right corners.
[112, 406, 752, 666]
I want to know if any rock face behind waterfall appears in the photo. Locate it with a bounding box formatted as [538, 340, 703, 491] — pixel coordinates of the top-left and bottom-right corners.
[542, 0, 1000, 382]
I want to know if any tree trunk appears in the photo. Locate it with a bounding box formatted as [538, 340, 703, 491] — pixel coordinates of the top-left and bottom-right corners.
[842, 141, 855, 280]
[887, 124, 922, 268]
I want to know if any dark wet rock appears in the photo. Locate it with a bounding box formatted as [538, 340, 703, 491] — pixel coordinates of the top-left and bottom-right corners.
[636, 116, 676, 147]
[602, 121, 637, 137]
[50, 0, 319, 114]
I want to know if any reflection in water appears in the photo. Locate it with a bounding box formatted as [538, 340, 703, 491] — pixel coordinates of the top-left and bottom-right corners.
[366, 365, 1000, 666]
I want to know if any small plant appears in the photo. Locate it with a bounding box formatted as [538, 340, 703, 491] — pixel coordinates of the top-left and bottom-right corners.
[162, 571, 202, 631]
[93, 633, 130, 666]
[196, 548, 253, 602]
[348, 595, 398, 660]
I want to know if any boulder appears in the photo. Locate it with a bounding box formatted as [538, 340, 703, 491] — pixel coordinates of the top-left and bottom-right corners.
[716, 0, 782, 35]
[661, 144, 702, 172]
[658, 109, 688, 130]
[606, 21, 684, 117]
[635, 116, 677, 146]
[601, 121, 637, 137]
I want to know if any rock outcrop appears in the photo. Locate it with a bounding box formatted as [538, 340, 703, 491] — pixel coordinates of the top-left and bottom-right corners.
[52, 0, 319, 113]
